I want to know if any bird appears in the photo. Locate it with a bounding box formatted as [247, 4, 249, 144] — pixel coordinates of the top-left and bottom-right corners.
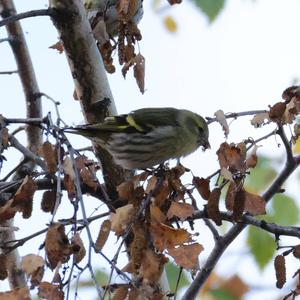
[65, 107, 210, 170]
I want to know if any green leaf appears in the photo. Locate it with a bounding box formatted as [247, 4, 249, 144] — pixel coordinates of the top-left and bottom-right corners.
[245, 156, 277, 193]
[209, 288, 236, 300]
[247, 227, 276, 270]
[192, 0, 226, 22]
[270, 194, 299, 226]
[165, 262, 190, 292]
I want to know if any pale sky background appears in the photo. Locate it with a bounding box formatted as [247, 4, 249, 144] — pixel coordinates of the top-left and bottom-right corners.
[1, 1, 300, 299]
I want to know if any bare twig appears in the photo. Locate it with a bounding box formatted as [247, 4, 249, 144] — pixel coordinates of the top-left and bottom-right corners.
[0, 70, 18, 74]
[0, 8, 53, 27]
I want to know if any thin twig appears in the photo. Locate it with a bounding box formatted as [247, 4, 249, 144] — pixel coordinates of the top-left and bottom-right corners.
[206, 110, 268, 125]
[0, 8, 53, 27]
[0, 70, 18, 74]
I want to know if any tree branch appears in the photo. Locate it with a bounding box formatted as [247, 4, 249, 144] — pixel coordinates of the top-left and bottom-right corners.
[0, 8, 53, 27]
[183, 140, 300, 299]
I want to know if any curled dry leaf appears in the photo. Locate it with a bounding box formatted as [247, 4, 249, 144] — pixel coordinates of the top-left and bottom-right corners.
[274, 255, 286, 289]
[40, 141, 57, 175]
[12, 175, 37, 218]
[49, 41, 64, 53]
[95, 219, 111, 251]
[283, 97, 300, 124]
[38, 282, 64, 300]
[150, 204, 166, 223]
[150, 221, 192, 251]
[117, 0, 140, 20]
[41, 190, 57, 214]
[217, 142, 245, 172]
[243, 190, 266, 215]
[139, 249, 167, 283]
[133, 53, 145, 94]
[166, 202, 195, 221]
[0, 288, 30, 300]
[232, 189, 246, 222]
[214, 109, 229, 138]
[193, 176, 211, 200]
[117, 180, 135, 200]
[21, 254, 44, 276]
[245, 145, 258, 169]
[226, 185, 265, 216]
[282, 85, 300, 101]
[207, 188, 222, 226]
[71, 233, 86, 263]
[110, 204, 135, 235]
[21, 254, 45, 287]
[168, 243, 203, 270]
[251, 112, 270, 127]
[147, 177, 170, 207]
[45, 224, 70, 269]
[269, 102, 286, 122]
[0, 199, 17, 222]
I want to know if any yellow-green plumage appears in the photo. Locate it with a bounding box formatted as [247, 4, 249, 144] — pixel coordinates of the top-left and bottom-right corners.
[66, 107, 210, 169]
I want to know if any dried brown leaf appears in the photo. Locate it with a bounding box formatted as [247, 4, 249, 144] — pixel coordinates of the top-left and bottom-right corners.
[168, 243, 203, 269]
[166, 202, 194, 221]
[95, 219, 111, 251]
[45, 224, 70, 269]
[38, 282, 64, 300]
[150, 204, 166, 223]
[0, 288, 30, 300]
[139, 249, 167, 283]
[21, 254, 44, 276]
[269, 102, 286, 122]
[214, 110, 229, 138]
[40, 141, 57, 175]
[207, 188, 222, 226]
[12, 176, 37, 218]
[41, 190, 57, 214]
[251, 112, 270, 127]
[216, 142, 245, 172]
[133, 53, 145, 94]
[150, 221, 192, 251]
[71, 233, 86, 263]
[193, 176, 211, 200]
[110, 204, 135, 236]
[49, 41, 64, 53]
[232, 189, 246, 221]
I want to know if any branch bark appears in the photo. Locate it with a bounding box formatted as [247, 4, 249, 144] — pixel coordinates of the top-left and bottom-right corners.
[49, 0, 133, 200]
[0, 0, 43, 289]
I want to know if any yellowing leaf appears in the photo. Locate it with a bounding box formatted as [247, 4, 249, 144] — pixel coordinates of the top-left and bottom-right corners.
[163, 16, 177, 33]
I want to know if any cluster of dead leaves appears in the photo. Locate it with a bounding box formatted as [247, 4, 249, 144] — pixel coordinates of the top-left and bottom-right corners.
[274, 244, 300, 299]
[0, 175, 37, 223]
[193, 141, 265, 226]
[251, 86, 300, 139]
[91, 0, 145, 93]
[95, 166, 203, 298]
[39, 141, 101, 213]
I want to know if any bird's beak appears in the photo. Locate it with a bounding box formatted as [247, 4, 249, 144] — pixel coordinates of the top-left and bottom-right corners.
[203, 140, 211, 150]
